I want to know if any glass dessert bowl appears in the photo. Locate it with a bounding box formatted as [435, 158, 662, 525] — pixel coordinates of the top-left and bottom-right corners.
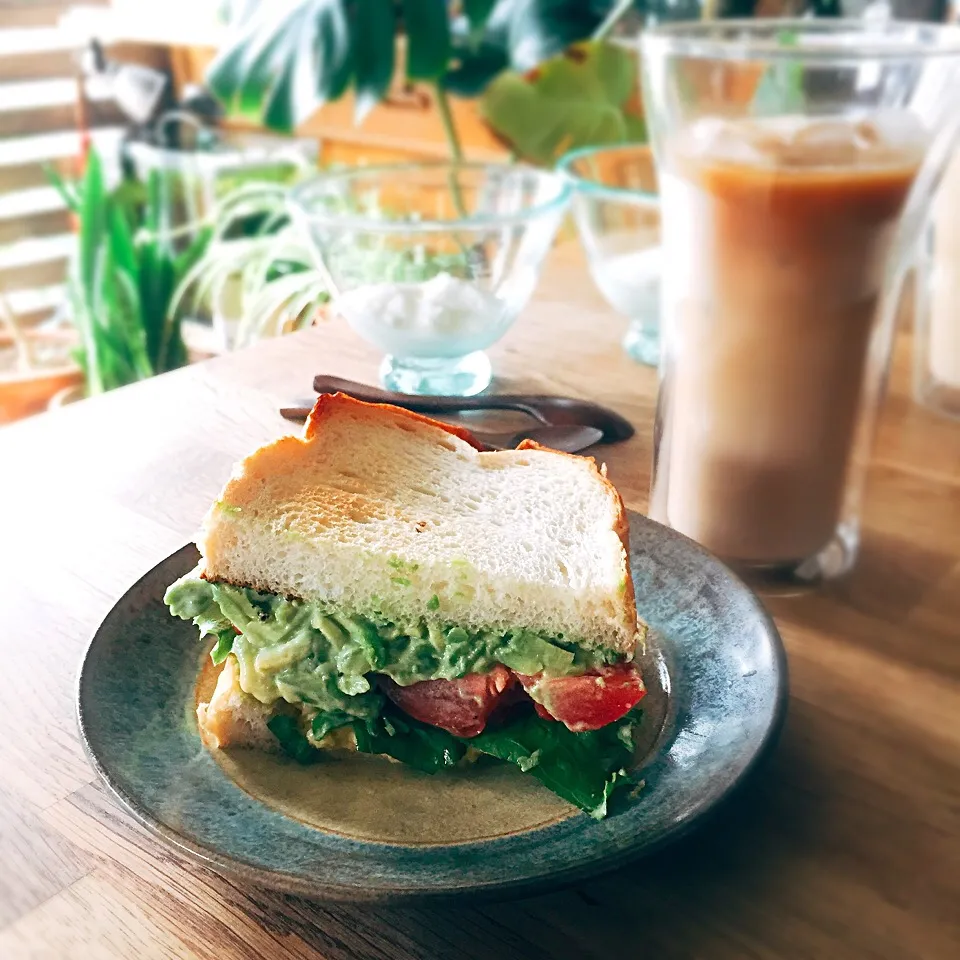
[291, 162, 570, 396]
[559, 144, 661, 367]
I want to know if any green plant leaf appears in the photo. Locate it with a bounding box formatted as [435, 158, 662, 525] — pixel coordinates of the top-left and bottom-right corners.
[44, 162, 82, 214]
[464, 0, 497, 36]
[751, 29, 806, 116]
[237, 6, 309, 120]
[444, 34, 508, 98]
[75, 151, 108, 394]
[172, 225, 214, 280]
[205, 14, 264, 108]
[78, 151, 105, 304]
[402, 0, 450, 80]
[260, 10, 315, 133]
[504, 0, 604, 71]
[479, 40, 641, 165]
[314, 0, 353, 106]
[261, 59, 299, 132]
[227, 0, 355, 133]
[107, 202, 137, 279]
[163, 225, 213, 366]
[138, 170, 167, 368]
[103, 204, 154, 386]
[353, 0, 396, 123]
[92, 245, 139, 388]
[111, 265, 154, 381]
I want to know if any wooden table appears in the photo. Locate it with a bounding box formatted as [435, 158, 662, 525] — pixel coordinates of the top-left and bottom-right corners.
[1, 247, 958, 960]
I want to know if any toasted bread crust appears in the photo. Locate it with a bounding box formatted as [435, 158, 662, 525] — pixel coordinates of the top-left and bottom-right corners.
[306, 392, 487, 451]
[197, 655, 277, 751]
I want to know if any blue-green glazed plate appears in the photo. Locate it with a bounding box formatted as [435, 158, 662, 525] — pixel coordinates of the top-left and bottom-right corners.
[77, 511, 787, 902]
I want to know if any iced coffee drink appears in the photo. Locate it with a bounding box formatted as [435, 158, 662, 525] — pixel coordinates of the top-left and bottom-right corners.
[652, 113, 925, 567]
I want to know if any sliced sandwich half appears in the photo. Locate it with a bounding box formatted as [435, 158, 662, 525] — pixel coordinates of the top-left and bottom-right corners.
[166, 394, 646, 817]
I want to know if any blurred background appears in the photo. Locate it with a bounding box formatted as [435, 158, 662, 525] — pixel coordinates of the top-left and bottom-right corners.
[0, 0, 953, 424]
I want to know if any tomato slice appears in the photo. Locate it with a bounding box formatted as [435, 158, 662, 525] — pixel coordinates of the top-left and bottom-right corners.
[516, 662, 646, 732]
[378, 666, 521, 738]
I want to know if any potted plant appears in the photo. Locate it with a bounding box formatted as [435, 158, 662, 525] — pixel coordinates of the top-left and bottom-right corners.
[203, 0, 647, 165]
[48, 148, 214, 397]
[170, 182, 331, 352]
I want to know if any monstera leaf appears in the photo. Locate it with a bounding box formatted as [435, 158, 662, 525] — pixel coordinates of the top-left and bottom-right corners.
[479, 40, 644, 165]
[207, 0, 443, 130]
[206, 0, 614, 133]
[499, 0, 609, 70]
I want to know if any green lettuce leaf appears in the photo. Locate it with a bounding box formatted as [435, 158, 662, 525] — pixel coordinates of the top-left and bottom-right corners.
[209, 629, 236, 666]
[467, 709, 640, 819]
[270, 697, 640, 817]
[311, 710, 358, 740]
[351, 702, 640, 816]
[267, 715, 319, 764]
[352, 711, 466, 774]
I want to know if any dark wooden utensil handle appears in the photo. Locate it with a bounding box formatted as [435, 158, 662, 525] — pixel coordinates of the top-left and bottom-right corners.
[311, 375, 634, 443]
[312, 376, 551, 423]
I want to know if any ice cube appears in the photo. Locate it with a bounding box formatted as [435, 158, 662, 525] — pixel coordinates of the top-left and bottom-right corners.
[687, 117, 789, 166]
[861, 109, 927, 156]
[786, 120, 861, 166]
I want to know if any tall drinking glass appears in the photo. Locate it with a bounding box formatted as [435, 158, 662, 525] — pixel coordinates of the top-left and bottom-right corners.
[914, 146, 960, 420]
[641, 19, 960, 582]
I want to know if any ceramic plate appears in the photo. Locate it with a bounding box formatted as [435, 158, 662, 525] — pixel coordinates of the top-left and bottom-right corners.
[77, 511, 787, 902]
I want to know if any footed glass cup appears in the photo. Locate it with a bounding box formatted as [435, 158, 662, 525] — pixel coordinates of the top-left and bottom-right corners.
[291, 163, 570, 396]
[559, 144, 661, 367]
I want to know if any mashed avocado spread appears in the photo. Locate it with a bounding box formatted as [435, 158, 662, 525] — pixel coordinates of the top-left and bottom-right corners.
[165, 571, 616, 713]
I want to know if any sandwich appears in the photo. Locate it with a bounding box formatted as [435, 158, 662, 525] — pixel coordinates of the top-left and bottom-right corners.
[165, 394, 646, 818]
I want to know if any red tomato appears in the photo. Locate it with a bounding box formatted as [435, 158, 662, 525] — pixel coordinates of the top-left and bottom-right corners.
[516, 662, 646, 732]
[378, 665, 521, 738]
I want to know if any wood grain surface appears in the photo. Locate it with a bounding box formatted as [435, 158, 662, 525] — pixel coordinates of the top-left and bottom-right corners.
[0, 245, 958, 960]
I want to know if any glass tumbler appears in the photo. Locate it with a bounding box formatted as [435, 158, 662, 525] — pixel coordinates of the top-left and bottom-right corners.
[914, 146, 960, 420]
[641, 19, 960, 582]
[559, 144, 661, 367]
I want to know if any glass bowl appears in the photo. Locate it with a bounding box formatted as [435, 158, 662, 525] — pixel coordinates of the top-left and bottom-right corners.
[290, 162, 571, 396]
[558, 144, 661, 366]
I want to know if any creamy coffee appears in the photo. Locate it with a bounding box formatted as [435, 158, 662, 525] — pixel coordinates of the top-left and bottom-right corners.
[652, 113, 923, 565]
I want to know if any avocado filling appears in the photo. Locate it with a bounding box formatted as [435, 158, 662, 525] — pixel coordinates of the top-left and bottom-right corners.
[165, 571, 620, 717]
[166, 570, 642, 819]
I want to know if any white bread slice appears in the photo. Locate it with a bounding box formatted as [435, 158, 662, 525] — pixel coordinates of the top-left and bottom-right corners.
[197, 655, 277, 751]
[199, 394, 638, 654]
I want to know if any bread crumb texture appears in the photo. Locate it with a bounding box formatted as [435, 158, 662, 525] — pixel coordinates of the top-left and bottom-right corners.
[199, 395, 638, 653]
